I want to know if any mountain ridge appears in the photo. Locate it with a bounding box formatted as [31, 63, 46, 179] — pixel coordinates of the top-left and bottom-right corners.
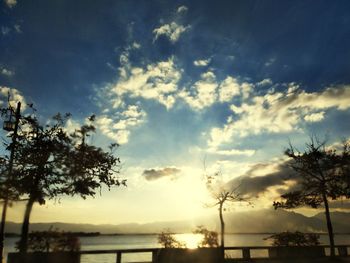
[4, 209, 350, 234]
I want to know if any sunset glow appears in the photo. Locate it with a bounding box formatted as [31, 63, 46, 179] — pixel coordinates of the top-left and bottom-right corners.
[1, 0, 350, 228]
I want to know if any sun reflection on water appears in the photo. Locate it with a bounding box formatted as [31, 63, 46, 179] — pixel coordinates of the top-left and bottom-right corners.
[174, 233, 203, 249]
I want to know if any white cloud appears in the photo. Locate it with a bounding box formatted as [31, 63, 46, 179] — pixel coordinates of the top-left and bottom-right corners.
[218, 76, 241, 102]
[179, 73, 256, 110]
[105, 43, 260, 112]
[64, 118, 81, 135]
[112, 56, 182, 109]
[304, 111, 325, 122]
[208, 85, 350, 148]
[96, 105, 146, 144]
[153, 22, 190, 43]
[177, 5, 188, 13]
[179, 71, 218, 110]
[0, 86, 26, 110]
[193, 58, 211, 67]
[4, 0, 16, 8]
[257, 78, 272, 86]
[1, 25, 21, 36]
[1, 68, 14, 77]
[14, 24, 21, 33]
[132, 42, 141, 49]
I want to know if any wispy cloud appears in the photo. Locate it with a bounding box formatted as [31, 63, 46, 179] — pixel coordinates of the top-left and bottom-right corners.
[96, 105, 147, 144]
[257, 78, 273, 86]
[207, 147, 256, 157]
[177, 5, 188, 14]
[4, 0, 17, 8]
[1, 68, 15, 77]
[193, 58, 211, 67]
[179, 71, 218, 110]
[14, 24, 21, 33]
[265, 58, 276, 67]
[1, 24, 22, 36]
[153, 22, 190, 43]
[208, 84, 350, 148]
[111, 56, 182, 109]
[304, 111, 325, 122]
[1, 26, 11, 35]
[227, 160, 298, 197]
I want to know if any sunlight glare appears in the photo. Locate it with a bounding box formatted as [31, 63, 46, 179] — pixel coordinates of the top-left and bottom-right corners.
[175, 233, 203, 249]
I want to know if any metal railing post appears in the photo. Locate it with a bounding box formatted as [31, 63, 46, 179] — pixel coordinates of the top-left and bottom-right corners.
[242, 248, 251, 259]
[116, 251, 122, 263]
[152, 249, 159, 263]
[338, 246, 348, 257]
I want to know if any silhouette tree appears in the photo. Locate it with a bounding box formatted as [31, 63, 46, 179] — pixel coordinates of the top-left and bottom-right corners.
[12, 113, 124, 253]
[339, 142, 350, 198]
[193, 226, 218, 248]
[0, 101, 23, 262]
[264, 231, 320, 247]
[157, 229, 185, 248]
[273, 137, 350, 257]
[205, 170, 249, 261]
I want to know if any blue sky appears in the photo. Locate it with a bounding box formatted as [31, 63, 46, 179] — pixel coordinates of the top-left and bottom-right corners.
[1, 0, 350, 224]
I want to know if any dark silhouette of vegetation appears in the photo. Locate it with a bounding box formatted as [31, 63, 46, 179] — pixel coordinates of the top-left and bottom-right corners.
[16, 227, 81, 252]
[273, 137, 350, 257]
[194, 226, 218, 248]
[264, 231, 320, 247]
[0, 109, 125, 253]
[0, 101, 22, 262]
[205, 170, 250, 262]
[157, 230, 185, 248]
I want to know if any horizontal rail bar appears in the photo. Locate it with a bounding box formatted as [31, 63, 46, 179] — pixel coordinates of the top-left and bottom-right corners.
[78, 244, 350, 254]
[8, 245, 350, 263]
[80, 248, 159, 254]
[224, 244, 350, 250]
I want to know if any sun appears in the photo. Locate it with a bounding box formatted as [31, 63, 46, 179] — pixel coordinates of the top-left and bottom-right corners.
[175, 233, 203, 249]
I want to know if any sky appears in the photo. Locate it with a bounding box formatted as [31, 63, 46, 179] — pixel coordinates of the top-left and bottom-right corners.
[1, 0, 350, 225]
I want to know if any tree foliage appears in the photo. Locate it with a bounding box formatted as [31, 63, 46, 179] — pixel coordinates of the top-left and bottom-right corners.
[273, 137, 350, 257]
[157, 230, 185, 248]
[11, 112, 124, 252]
[193, 226, 218, 248]
[204, 169, 251, 261]
[264, 231, 320, 247]
[16, 227, 81, 252]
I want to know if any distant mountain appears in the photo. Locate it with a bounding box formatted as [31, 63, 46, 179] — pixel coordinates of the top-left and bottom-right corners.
[223, 209, 325, 233]
[5, 209, 350, 234]
[312, 211, 350, 233]
[4, 220, 196, 235]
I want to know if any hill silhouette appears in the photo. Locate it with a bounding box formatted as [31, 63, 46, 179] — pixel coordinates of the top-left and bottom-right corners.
[5, 209, 350, 234]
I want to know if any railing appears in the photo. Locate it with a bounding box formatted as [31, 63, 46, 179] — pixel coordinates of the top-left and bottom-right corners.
[79, 248, 159, 263]
[78, 245, 350, 263]
[7, 245, 350, 263]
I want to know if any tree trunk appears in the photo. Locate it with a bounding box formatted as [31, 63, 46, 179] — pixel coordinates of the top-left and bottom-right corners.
[322, 193, 335, 257]
[18, 197, 35, 253]
[219, 203, 225, 262]
[0, 199, 9, 263]
[0, 102, 21, 262]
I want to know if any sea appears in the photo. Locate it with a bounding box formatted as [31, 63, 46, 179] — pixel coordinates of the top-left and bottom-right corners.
[3, 233, 350, 263]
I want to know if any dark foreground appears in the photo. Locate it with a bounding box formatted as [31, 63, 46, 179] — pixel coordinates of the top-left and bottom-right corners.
[227, 259, 350, 263]
[7, 245, 350, 263]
